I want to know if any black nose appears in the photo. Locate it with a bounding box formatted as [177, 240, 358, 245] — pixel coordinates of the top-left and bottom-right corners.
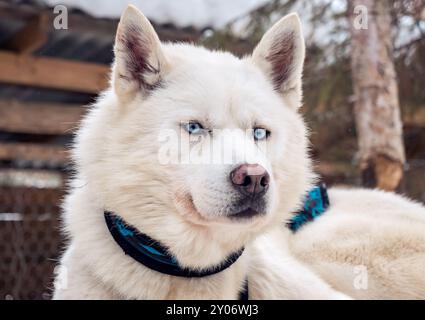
[230, 164, 270, 197]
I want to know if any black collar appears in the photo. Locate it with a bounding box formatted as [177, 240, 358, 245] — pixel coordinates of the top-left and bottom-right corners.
[104, 211, 245, 278]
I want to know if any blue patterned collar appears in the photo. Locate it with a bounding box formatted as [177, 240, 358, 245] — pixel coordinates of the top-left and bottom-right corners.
[104, 212, 245, 278]
[288, 183, 330, 232]
[104, 184, 329, 300]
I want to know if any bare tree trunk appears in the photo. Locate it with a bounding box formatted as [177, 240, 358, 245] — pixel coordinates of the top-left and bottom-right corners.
[349, 0, 405, 191]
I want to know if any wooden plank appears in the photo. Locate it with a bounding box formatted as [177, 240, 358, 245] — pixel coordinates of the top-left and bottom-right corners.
[403, 107, 425, 127]
[0, 51, 109, 93]
[0, 3, 36, 21]
[0, 142, 69, 163]
[0, 169, 64, 188]
[4, 13, 49, 54]
[316, 161, 356, 178]
[0, 100, 86, 134]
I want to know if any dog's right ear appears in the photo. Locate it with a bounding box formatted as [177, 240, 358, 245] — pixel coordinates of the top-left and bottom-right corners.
[251, 13, 305, 109]
[112, 5, 169, 101]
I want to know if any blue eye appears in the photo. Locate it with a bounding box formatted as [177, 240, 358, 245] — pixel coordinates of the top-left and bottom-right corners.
[184, 122, 203, 134]
[253, 128, 269, 140]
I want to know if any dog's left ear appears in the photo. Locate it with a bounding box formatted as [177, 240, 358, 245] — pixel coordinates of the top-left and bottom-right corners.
[112, 5, 170, 101]
[252, 13, 305, 108]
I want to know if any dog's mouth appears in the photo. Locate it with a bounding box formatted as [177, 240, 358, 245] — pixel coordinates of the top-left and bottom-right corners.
[228, 208, 265, 220]
[173, 191, 267, 226]
[227, 195, 268, 220]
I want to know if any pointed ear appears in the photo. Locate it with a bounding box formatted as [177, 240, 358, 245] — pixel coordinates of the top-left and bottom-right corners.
[112, 5, 169, 101]
[252, 13, 305, 108]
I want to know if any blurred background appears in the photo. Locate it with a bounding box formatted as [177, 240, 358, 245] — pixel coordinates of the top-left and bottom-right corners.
[0, 0, 424, 299]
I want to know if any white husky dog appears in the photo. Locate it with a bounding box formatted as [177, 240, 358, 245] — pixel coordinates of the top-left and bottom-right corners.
[54, 5, 425, 300]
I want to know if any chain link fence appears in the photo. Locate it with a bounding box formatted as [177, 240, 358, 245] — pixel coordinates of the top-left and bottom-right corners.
[0, 180, 65, 300]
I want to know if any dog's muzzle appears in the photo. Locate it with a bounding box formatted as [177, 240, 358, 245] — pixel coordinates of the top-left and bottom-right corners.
[228, 163, 270, 219]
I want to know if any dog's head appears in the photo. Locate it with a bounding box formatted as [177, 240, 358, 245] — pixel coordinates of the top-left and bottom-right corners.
[74, 5, 314, 267]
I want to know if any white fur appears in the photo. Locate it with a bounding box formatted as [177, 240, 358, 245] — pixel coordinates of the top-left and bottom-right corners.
[289, 188, 425, 299]
[54, 5, 344, 300]
[53, 5, 425, 300]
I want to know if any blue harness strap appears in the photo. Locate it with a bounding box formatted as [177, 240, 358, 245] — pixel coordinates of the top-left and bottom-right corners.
[288, 183, 329, 232]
